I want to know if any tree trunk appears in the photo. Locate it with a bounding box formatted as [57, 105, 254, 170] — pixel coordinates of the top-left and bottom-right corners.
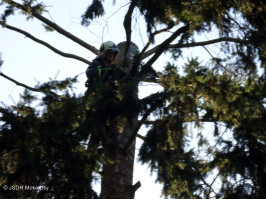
[100, 117, 139, 198]
[100, 41, 141, 198]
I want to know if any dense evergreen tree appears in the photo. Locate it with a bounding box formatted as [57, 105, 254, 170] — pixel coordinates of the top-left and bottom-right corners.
[0, 0, 265, 198]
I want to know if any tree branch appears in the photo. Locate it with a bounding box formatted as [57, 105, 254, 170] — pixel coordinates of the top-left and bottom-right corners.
[197, 169, 220, 198]
[136, 134, 145, 140]
[123, 0, 137, 55]
[168, 37, 249, 49]
[138, 19, 180, 61]
[123, 91, 169, 151]
[141, 36, 249, 60]
[139, 24, 189, 75]
[123, 105, 154, 151]
[142, 118, 222, 125]
[0, 72, 59, 97]
[0, 21, 91, 65]
[139, 27, 172, 60]
[2, 0, 98, 54]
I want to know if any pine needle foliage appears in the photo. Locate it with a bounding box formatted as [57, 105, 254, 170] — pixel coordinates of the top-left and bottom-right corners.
[1, 0, 265, 198]
[0, 78, 98, 198]
[138, 58, 266, 198]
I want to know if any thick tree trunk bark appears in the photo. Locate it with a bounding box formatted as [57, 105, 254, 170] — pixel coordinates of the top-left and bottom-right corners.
[100, 117, 138, 198]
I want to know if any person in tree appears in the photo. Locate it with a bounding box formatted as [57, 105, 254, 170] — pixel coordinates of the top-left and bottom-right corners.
[85, 41, 127, 89]
[84, 41, 128, 147]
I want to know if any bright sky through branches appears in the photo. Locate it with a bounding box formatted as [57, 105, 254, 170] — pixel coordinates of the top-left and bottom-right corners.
[0, 1, 165, 198]
[0, 1, 218, 198]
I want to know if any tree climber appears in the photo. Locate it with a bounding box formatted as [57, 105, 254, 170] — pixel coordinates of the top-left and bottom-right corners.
[85, 41, 127, 90]
[84, 41, 128, 148]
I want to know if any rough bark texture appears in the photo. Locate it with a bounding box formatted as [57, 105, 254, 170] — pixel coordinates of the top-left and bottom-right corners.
[100, 118, 138, 198]
[100, 42, 140, 198]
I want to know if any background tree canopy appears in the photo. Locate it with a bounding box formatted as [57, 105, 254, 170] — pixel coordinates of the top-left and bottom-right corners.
[0, 0, 265, 198]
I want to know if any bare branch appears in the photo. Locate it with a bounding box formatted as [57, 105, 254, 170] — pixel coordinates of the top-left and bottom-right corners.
[2, 0, 98, 54]
[123, 106, 152, 151]
[136, 134, 145, 140]
[140, 46, 159, 60]
[168, 37, 249, 49]
[139, 24, 189, 76]
[139, 27, 172, 60]
[0, 21, 91, 65]
[0, 72, 59, 97]
[199, 172, 219, 198]
[141, 36, 249, 60]
[138, 19, 180, 61]
[123, 0, 137, 55]
[202, 45, 238, 76]
[123, 93, 165, 150]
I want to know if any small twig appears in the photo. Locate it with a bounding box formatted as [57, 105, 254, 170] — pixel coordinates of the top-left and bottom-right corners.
[136, 134, 145, 140]
[202, 45, 238, 76]
[198, 169, 219, 197]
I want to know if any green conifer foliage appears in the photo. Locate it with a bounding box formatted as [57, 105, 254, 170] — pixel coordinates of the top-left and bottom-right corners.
[1, 0, 265, 198]
[0, 79, 98, 198]
[138, 58, 266, 198]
